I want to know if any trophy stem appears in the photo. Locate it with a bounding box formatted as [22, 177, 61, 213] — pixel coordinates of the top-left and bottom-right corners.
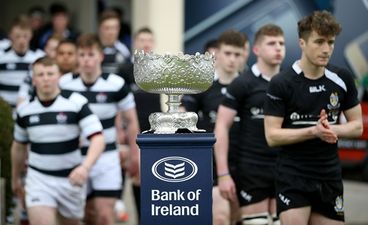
[166, 94, 181, 113]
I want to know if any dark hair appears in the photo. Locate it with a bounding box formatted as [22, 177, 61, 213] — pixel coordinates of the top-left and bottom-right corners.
[217, 30, 247, 48]
[254, 24, 284, 44]
[49, 2, 68, 16]
[77, 33, 103, 52]
[298, 10, 341, 40]
[203, 39, 218, 52]
[10, 15, 31, 31]
[57, 39, 76, 49]
[33, 56, 58, 67]
[28, 6, 46, 18]
[133, 27, 153, 39]
[99, 10, 120, 25]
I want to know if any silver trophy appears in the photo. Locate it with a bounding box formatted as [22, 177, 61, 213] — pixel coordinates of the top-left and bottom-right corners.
[134, 51, 215, 134]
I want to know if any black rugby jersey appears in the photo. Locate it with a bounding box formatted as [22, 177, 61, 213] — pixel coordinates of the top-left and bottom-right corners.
[222, 64, 279, 166]
[181, 78, 240, 163]
[264, 61, 359, 180]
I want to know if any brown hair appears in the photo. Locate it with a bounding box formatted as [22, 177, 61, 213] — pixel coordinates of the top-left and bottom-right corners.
[76, 33, 103, 52]
[10, 15, 32, 31]
[298, 10, 342, 40]
[133, 27, 153, 40]
[254, 24, 284, 44]
[217, 29, 247, 48]
[99, 10, 120, 25]
[33, 56, 58, 67]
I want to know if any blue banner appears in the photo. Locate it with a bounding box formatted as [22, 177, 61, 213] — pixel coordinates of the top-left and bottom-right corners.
[137, 133, 215, 225]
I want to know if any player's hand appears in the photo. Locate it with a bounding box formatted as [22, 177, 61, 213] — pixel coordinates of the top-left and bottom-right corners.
[127, 154, 140, 177]
[218, 175, 236, 202]
[68, 165, 89, 186]
[11, 177, 25, 199]
[314, 109, 338, 143]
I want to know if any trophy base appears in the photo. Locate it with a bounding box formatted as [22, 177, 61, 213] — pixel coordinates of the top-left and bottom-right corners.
[148, 112, 204, 134]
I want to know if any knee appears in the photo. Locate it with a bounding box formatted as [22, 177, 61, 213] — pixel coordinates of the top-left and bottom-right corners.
[96, 211, 114, 225]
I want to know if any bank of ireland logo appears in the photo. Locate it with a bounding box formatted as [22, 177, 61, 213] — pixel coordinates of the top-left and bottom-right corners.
[151, 156, 198, 182]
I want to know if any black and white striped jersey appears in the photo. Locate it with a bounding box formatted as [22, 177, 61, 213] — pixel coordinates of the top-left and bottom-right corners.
[14, 91, 103, 177]
[102, 41, 130, 75]
[264, 61, 359, 180]
[0, 38, 11, 51]
[59, 72, 136, 155]
[0, 47, 44, 108]
[222, 64, 279, 166]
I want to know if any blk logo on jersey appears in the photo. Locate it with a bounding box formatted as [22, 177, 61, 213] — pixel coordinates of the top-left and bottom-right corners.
[309, 85, 326, 93]
[240, 190, 252, 202]
[279, 193, 290, 206]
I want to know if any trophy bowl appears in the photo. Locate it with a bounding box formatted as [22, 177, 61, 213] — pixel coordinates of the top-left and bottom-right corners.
[134, 51, 215, 133]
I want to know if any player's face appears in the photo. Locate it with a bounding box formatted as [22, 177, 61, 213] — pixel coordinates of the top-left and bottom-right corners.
[44, 39, 60, 59]
[10, 26, 32, 53]
[300, 30, 335, 67]
[99, 18, 120, 45]
[32, 64, 60, 96]
[56, 43, 78, 74]
[254, 35, 285, 66]
[77, 46, 103, 74]
[216, 44, 244, 74]
[134, 32, 154, 53]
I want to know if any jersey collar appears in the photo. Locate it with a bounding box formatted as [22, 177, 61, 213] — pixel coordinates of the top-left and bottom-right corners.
[292, 60, 303, 74]
[251, 64, 271, 81]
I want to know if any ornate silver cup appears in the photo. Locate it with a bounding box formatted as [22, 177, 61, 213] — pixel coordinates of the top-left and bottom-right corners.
[134, 51, 215, 134]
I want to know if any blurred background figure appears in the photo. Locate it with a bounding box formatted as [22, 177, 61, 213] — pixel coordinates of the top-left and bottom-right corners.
[108, 6, 132, 50]
[0, 15, 44, 110]
[118, 27, 161, 225]
[38, 2, 79, 49]
[182, 30, 248, 225]
[44, 34, 64, 59]
[55, 39, 78, 75]
[27, 5, 46, 50]
[98, 9, 130, 75]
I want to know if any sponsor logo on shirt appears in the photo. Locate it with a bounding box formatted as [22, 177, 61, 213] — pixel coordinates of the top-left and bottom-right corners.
[240, 190, 252, 202]
[29, 115, 40, 124]
[96, 92, 107, 103]
[309, 85, 326, 93]
[279, 193, 290, 206]
[56, 112, 67, 124]
[6, 63, 16, 70]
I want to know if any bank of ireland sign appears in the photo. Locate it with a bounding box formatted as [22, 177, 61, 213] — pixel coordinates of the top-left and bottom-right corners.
[151, 156, 198, 182]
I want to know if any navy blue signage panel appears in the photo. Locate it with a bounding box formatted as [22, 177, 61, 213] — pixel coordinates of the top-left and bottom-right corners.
[137, 133, 215, 225]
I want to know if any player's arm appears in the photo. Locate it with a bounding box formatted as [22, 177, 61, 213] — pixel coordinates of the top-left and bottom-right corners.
[214, 105, 237, 201]
[11, 141, 27, 198]
[330, 104, 363, 138]
[214, 105, 236, 176]
[121, 107, 141, 177]
[264, 114, 338, 147]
